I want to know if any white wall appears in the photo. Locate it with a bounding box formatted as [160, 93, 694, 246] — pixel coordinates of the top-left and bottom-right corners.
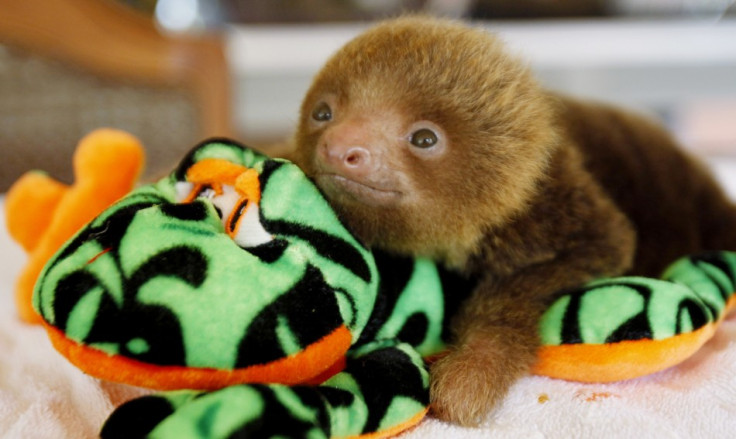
[227, 18, 736, 151]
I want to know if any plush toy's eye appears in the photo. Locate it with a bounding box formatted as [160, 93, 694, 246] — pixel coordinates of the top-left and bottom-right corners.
[311, 102, 332, 122]
[409, 128, 438, 148]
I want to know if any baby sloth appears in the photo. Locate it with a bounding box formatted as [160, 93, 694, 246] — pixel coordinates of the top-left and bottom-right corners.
[289, 16, 736, 426]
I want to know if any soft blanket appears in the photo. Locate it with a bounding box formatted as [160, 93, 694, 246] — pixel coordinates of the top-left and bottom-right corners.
[1, 193, 735, 439]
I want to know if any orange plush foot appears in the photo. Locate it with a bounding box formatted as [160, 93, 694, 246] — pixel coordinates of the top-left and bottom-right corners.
[5, 128, 145, 323]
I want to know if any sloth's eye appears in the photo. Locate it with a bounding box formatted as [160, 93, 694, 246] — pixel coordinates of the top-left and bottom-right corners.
[311, 102, 332, 122]
[410, 128, 439, 148]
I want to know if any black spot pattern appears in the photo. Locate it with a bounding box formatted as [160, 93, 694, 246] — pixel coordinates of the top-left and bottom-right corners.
[236, 265, 343, 368]
[227, 386, 323, 438]
[100, 395, 175, 438]
[243, 239, 288, 263]
[347, 346, 428, 434]
[358, 250, 476, 348]
[53, 271, 99, 331]
[263, 220, 372, 283]
[396, 313, 430, 347]
[48, 201, 157, 267]
[558, 280, 711, 345]
[676, 298, 710, 334]
[437, 266, 476, 343]
[71, 245, 208, 365]
[357, 250, 414, 347]
[160, 200, 210, 221]
[561, 282, 658, 344]
[42, 201, 211, 366]
[689, 252, 736, 316]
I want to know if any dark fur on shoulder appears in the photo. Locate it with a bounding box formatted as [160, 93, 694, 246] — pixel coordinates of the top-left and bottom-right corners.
[289, 15, 736, 425]
[558, 98, 736, 276]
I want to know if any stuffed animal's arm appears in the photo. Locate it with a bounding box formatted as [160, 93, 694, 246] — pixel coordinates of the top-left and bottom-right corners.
[534, 251, 736, 381]
[100, 340, 429, 439]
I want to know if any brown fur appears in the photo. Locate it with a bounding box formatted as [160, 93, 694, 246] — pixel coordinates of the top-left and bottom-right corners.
[289, 16, 736, 426]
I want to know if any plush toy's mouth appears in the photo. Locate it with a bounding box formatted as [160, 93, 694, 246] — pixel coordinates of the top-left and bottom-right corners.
[43, 322, 352, 390]
[315, 173, 403, 207]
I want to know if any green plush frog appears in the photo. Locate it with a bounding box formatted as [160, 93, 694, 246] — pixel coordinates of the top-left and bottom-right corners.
[29, 139, 736, 438]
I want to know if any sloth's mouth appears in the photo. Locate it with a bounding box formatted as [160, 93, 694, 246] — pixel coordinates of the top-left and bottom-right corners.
[314, 173, 403, 207]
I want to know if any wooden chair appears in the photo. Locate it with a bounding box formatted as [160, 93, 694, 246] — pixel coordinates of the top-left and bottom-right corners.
[0, 0, 232, 191]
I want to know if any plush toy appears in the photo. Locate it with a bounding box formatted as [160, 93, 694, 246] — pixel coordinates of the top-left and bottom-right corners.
[7, 135, 735, 438]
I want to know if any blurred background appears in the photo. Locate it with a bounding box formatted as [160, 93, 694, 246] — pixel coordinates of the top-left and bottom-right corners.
[1, 0, 735, 193]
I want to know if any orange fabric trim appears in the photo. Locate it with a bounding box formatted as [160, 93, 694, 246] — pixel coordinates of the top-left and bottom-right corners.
[343, 408, 428, 439]
[532, 323, 717, 382]
[44, 322, 352, 390]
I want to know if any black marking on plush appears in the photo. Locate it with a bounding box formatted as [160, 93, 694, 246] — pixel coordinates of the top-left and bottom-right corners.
[259, 158, 372, 281]
[53, 271, 100, 330]
[347, 346, 428, 434]
[53, 202, 155, 264]
[560, 281, 668, 344]
[227, 200, 249, 234]
[174, 143, 205, 181]
[160, 200, 210, 222]
[356, 249, 413, 347]
[437, 266, 476, 343]
[263, 220, 372, 283]
[257, 159, 285, 189]
[334, 286, 358, 328]
[560, 281, 661, 344]
[676, 298, 710, 334]
[38, 201, 158, 322]
[560, 292, 584, 344]
[604, 282, 654, 343]
[243, 239, 288, 263]
[691, 252, 735, 304]
[235, 265, 342, 368]
[606, 309, 652, 343]
[697, 297, 720, 321]
[396, 313, 430, 347]
[282, 386, 355, 437]
[84, 295, 186, 365]
[100, 395, 175, 439]
[127, 246, 208, 292]
[213, 205, 223, 220]
[228, 385, 321, 438]
[87, 246, 206, 365]
[57, 242, 204, 364]
[174, 137, 251, 181]
[311, 385, 355, 409]
[291, 386, 349, 436]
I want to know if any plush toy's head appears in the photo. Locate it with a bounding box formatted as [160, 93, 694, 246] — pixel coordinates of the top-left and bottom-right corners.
[33, 139, 380, 390]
